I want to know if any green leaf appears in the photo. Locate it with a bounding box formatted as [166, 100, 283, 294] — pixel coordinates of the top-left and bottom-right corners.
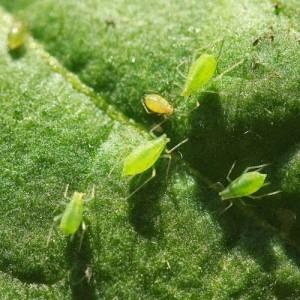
[0, 1, 300, 298]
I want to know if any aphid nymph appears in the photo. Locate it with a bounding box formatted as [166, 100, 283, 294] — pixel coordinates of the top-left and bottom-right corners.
[181, 53, 217, 97]
[47, 185, 95, 248]
[59, 191, 85, 235]
[219, 162, 280, 212]
[7, 21, 28, 51]
[123, 134, 188, 199]
[143, 94, 174, 117]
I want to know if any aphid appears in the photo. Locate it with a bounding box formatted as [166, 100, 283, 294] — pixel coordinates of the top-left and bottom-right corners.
[123, 134, 188, 199]
[219, 162, 280, 212]
[47, 185, 95, 248]
[7, 21, 28, 51]
[181, 53, 217, 97]
[143, 94, 174, 117]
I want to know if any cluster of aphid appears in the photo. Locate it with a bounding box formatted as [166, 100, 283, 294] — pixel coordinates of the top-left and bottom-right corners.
[7, 22, 280, 246]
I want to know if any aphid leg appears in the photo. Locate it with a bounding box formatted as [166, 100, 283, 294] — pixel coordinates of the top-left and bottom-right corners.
[108, 163, 117, 177]
[226, 161, 237, 182]
[176, 60, 187, 79]
[166, 138, 189, 154]
[78, 221, 87, 251]
[141, 99, 151, 114]
[219, 201, 233, 216]
[85, 185, 95, 204]
[243, 163, 269, 173]
[216, 38, 225, 62]
[214, 58, 245, 81]
[150, 118, 168, 134]
[125, 168, 156, 200]
[189, 101, 201, 113]
[248, 190, 281, 200]
[240, 199, 255, 207]
[47, 214, 62, 246]
[64, 184, 69, 198]
[161, 153, 172, 179]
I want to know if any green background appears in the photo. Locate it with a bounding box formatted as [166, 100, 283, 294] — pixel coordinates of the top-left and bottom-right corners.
[0, 0, 300, 298]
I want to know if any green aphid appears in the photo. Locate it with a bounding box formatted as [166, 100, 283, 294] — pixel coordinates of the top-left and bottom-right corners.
[123, 134, 170, 177]
[47, 186, 95, 248]
[181, 53, 217, 97]
[7, 21, 28, 51]
[123, 134, 188, 199]
[219, 163, 281, 212]
[59, 191, 85, 235]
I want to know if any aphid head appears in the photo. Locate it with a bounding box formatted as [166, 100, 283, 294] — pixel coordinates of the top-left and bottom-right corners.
[72, 191, 84, 203]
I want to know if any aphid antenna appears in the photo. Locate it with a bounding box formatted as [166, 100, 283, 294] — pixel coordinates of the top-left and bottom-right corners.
[46, 214, 62, 247]
[166, 138, 189, 154]
[164, 138, 189, 179]
[243, 163, 270, 173]
[213, 58, 245, 81]
[248, 190, 282, 200]
[125, 168, 156, 200]
[84, 185, 95, 204]
[226, 161, 237, 182]
[195, 37, 225, 56]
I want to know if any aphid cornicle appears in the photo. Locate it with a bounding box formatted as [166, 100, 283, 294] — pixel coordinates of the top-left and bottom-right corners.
[218, 162, 280, 212]
[7, 21, 28, 51]
[181, 53, 217, 97]
[123, 134, 188, 199]
[143, 94, 174, 117]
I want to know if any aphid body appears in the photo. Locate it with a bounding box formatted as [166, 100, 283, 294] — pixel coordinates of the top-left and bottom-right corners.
[7, 22, 27, 51]
[59, 191, 84, 235]
[123, 134, 170, 176]
[219, 171, 266, 201]
[143, 94, 174, 116]
[181, 53, 217, 97]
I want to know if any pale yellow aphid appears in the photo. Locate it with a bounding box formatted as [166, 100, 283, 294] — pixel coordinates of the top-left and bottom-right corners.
[143, 94, 174, 117]
[7, 21, 28, 51]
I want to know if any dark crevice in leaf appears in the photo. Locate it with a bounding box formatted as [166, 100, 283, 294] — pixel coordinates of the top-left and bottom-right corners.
[127, 162, 168, 239]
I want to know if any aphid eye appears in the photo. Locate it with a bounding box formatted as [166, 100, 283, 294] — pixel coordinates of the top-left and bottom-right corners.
[7, 21, 28, 51]
[181, 53, 217, 97]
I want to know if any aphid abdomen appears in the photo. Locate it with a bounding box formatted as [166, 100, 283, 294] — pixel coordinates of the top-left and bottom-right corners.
[181, 53, 217, 97]
[219, 172, 266, 200]
[123, 134, 170, 176]
[144, 94, 174, 115]
[59, 192, 84, 235]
